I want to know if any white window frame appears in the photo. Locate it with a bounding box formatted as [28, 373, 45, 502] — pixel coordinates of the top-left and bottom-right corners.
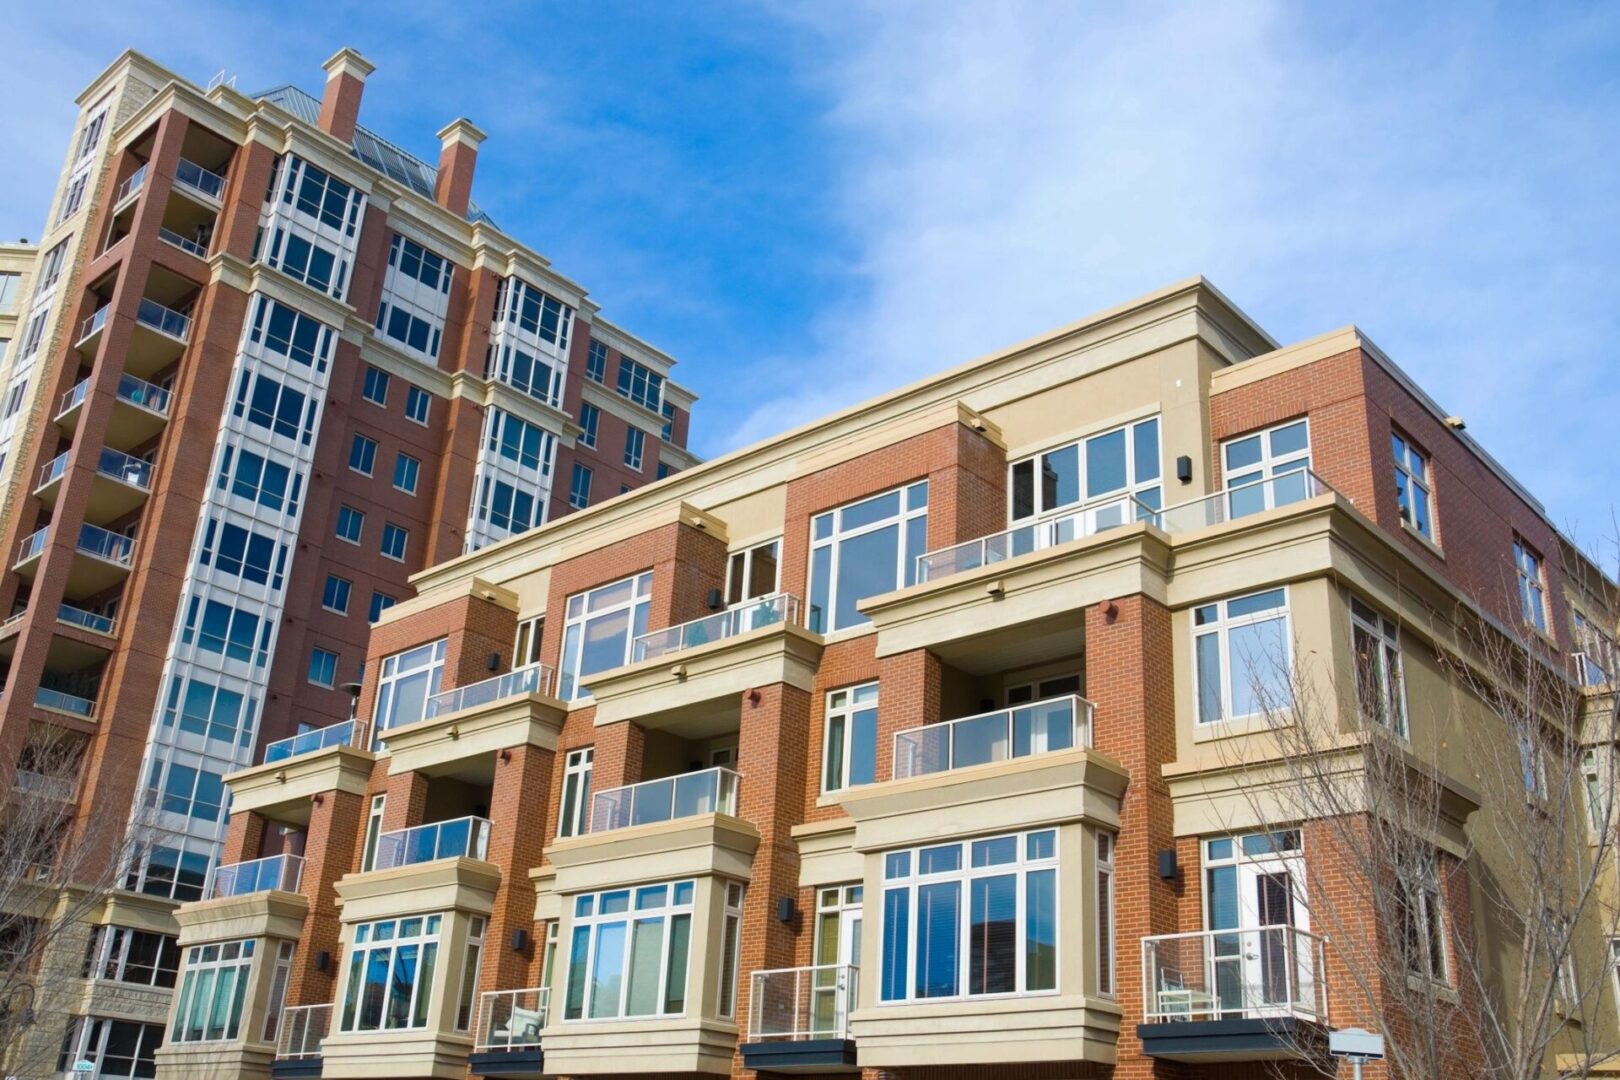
[725, 538, 781, 607]
[558, 572, 652, 700]
[808, 481, 929, 634]
[339, 914, 443, 1032]
[322, 575, 352, 615]
[717, 881, 745, 1019]
[60, 1017, 164, 1078]
[1403, 857, 1449, 983]
[558, 747, 594, 839]
[373, 639, 447, 742]
[822, 682, 878, 793]
[1096, 831, 1115, 996]
[381, 522, 410, 563]
[562, 880, 696, 1021]
[624, 426, 646, 472]
[454, 916, 487, 1032]
[349, 433, 377, 476]
[393, 452, 420, 495]
[569, 463, 592, 510]
[362, 794, 386, 871]
[1514, 536, 1548, 633]
[1009, 415, 1162, 523]
[1351, 596, 1407, 737]
[578, 402, 600, 448]
[1192, 588, 1292, 725]
[171, 939, 256, 1042]
[1221, 418, 1312, 490]
[308, 647, 339, 688]
[87, 925, 180, 988]
[514, 615, 544, 668]
[1391, 430, 1435, 540]
[262, 940, 296, 1043]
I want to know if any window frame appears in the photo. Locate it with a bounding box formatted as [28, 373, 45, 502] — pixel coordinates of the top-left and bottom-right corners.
[362, 365, 390, 406]
[558, 572, 652, 700]
[1008, 415, 1162, 523]
[1351, 596, 1407, 737]
[822, 682, 879, 794]
[725, 539, 781, 607]
[404, 385, 431, 426]
[348, 433, 377, 477]
[170, 938, 255, 1043]
[562, 880, 697, 1021]
[1513, 536, 1549, 634]
[393, 452, 420, 495]
[569, 463, 593, 510]
[339, 914, 443, 1033]
[558, 747, 594, 839]
[322, 575, 352, 615]
[335, 505, 365, 545]
[372, 639, 448, 742]
[381, 522, 409, 562]
[1391, 429, 1435, 541]
[1192, 588, 1293, 726]
[624, 426, 646, 472]
[1096, 831, 1115, 996]
[308, 646, 339, 688]
[808, 481, 929, 634]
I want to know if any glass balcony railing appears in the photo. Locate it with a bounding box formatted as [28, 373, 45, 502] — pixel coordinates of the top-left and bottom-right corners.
[0, 611, 24, 633]
[424, 664, 555, 719]
[749, 964, 859, 1041]
[136, 297, 191, 341]
[208, 853, 305, 898]
[588, 767, 740, 834]
[475, 988, 549, 1052]
[1142, 926, 1327, 1024]
[77, 524, 134, 566]
[892, 694, 1092, 780]
[374, 816, 491, 870]
[16, 527, 47, 565]
[1156, 470, 1333, 533]
[97, 446, 153, 489]
[58, 604, 115, 635]
[632, 593, 801, 663]
[174, 158, 227, 201]
[158, 226, 209, 258]
[117, 373, 172, 415]
[275, 1003, 330, 1061]
[35, 686, 96, 718]
[262, 719, 366, 763]
[113, 164, 148, 206]
[37, 452, 68, 490]
[917, 495, 1159, 583]
[76, 306, 109, 345]
[16, 768, 77, 801]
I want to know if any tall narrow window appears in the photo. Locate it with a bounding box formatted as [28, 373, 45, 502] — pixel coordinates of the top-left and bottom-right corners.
[514, 616, 544, 668]
[822, 683, 878, 793]
[1391, 431, 1434, 539]
[1400, 857, 1448, 982]
[717, 882, 744, 1018]
[1513, 536, 1548, 633]
[1193, 589, 1292, 724]
[808, 482, 928, 633]
[624, 427, 646, 471]
[1351, 597, 1406, 736]
[263, 941, 296, 1042]
[725, 539, 781, 606]
[569, 463, 592, 510]
[455, 917, 486, 1031]
[362, 795, 386, 871]
[578, 402, 600, 448]
[558, 748, 594, 839]
[1096, 832, 1115, 996]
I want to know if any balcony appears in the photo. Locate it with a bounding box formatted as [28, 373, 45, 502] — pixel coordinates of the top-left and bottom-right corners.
[36, 446, 153, 519]
[588, 766, 739, 834]
[374, 816, 490, 870]
[1156, 470, 1333, 533]
[112, 164, 148, 209]
[263, 719, 366, 763]
[58, 603, 115, 636]
[470, 988, 547, 1078]
[35, 685, 96, 719]
[16, 767, 77, 801]
[125, 296, 192, 378]
[916, 495, 1157, 584]
[207, 853, 305, 898]
[632, 593, 801, 662]
[13, 527, 47, 576]
[1138, 926, 1329, 1062]
[273, 1003, 329, 1080]
[173, 158, 227, 203]
[740, 965, 859, 1073]
[158, 226, 209, 259]
[75, 306, 109, 353]
[893, 695, 1092, 780]
[425, 663, 554, 719]
[386, 664, 565, 780]
[56, 371, 173, 447]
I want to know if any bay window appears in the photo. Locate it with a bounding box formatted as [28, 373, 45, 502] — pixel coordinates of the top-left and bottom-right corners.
[558, 573, 652, 699]
[1193, 588, 1291, 724]
[340, 915, 442, 1032]
[170, 939, 254, 1042]
[564, 881, 695, 1020]
[808, 482, 928, 634]
[880, 830, 1057, 1002]
[373, 640, 447, 741]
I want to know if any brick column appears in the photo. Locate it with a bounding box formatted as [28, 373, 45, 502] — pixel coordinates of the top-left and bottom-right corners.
[221, 810, 268, 865]
[380, 770, 430, 833]
[287, 788, 365, 1007]
[478, 742, 555, 995]
[874, 648, 942, 782]
[590, 719, 645, 791]
[1085, 594, 1179, 1080]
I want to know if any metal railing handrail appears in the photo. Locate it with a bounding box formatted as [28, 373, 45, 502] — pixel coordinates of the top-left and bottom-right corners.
[76, 306, 109, 345]
[113, 164, 148, 205]
[474, 987, 550, 1051]
[206, 852, 305, 898]
[263, 719, 367, 763]
[135, 297, 191, 341]
[588, 766, 741, 834]
[174, 158, 227, 200]
[1155, 469, 1335, 534]
[37, 452, 68, 489]
[748, 963, 860, 1041]
[916, 494, 1161, 583]
[76, 523, 134, 566]
[97, 446, 153, 490]
[632, 593, 801, 663]
[158, 226, 209, 258]
[57, 381, 89, 416]
[424, 663, 555, 719]
[58, 604, 115, 635]
[117, 372, 172, 415]
[373, 815, 491, 870]
[16, 527, 48, 564]
[1141, 924, 1328, 1024]
[275, 1003, 331, 1060]
[892, 693, 1093, 780]
[35, 686, 96, 718]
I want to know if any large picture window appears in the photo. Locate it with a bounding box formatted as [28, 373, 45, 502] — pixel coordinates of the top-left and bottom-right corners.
[808, 482, 928, 634]
[822, 683, 878, 793]
[1010, 416, 1161, 522]
[564, 881, 695, 1020]
[170, 939, 254, 1043]
[58, 1017, 164, 1078]
[1193, 588, 1291, 724]
[341, 915, 442, 1032]
[880, 830, 1057, 1002]
[373, 640, 447, 740]
[559, 573, 652, 700]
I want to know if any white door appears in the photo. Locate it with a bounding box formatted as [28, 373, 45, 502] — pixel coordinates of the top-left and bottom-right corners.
[812, 887, 862, 1036]
[1205, 834, 1311, 1019]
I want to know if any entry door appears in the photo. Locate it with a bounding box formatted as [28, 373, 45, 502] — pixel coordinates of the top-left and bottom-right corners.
[1205, 837, 1311, 1019]
[811, 887, 862, 1035]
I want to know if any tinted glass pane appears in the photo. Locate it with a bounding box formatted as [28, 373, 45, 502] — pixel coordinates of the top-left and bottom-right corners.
[834, 525, 899, 630]
[916, 881, 960, 998]
[969, 874, 1017, 994]
[1041, 445, 1078, 510]
[1086, 429, 1127, 497]
[1134, 419, 1161, 483]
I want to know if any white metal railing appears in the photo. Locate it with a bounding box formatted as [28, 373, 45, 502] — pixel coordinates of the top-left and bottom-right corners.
[174, 158, 227, 201]
[425, 664, 555, 719]
[113, 164, 147, 205]
[76, 306, 109, 345]
[77, 524, 134, 566]
[136, 297, 191, 341]
[97, 446, 153, 489]
[749, 964, 859, 1041]
[37, 452, 68, 489]
[917, 494, 1159, 583]
[374, 816, 491, 870]
[1156, 470, 1333, 534]
[263, 719, 366, 763]
[893, 694, 1093, 780]
[58, 604, 115, 635]
[158, 226, 209, 258]
[35, 686, 95, 718]
[16, 527, 47, 565]
[589, 767, 740, 833]
[207, 853, 304, 898]
[475, 987, 549, 1051]
[1142, 926, 1328, 1024]
[632, 593, 801, 662]
[275, 1003, 330, 1060]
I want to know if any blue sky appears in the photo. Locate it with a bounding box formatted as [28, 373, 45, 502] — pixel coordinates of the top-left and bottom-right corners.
[3, 1, 1617, 559]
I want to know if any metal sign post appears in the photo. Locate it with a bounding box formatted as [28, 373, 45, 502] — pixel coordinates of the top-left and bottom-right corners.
[1329, 1027, 1385, 1079]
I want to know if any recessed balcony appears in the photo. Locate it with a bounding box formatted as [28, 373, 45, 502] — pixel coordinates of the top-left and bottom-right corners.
[470, 988, 548, 1079]
[892, 695, 1093, 780]
[272, 1003, 330, 1080]
[34, 685, 97, 720]
[112, 163, 148, 211]
[588, 766, 740, 835]
[207, 853, 305, 899]
[916, 494, 1156, 584]
[38, 523, 135, 597]
[125, 296, 192, 378]
[740, 964, 859, 1073]
[631, 593, 800, 662]
[173, 158, 227, 205]
[74, 306, 110, 355]
[385, 665, 565, 782]
[35, 446, 153, 520]
[375, 816, 491, 870]
[56, 373, 171, 447]
[1138, 926, 1329, 1061]
[425, 663, 555, 719]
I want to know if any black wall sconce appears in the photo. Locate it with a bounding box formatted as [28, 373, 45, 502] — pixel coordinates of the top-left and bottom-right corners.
[777, 897, 796, 924]
[1157, 848, 1179, 881]
[512, 929, 529, 953]
[1176, 455, 1193, 484]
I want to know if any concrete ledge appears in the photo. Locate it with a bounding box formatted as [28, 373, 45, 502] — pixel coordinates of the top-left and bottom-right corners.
[334, 857, 500, 924]
[155, 1041, 274, 1080]
[852, 993, 1120, 1067]
[540, 1015, 739, 1075]
[319, 1029, 474, 1079]
[173, 889, 309, 946]
[227, 743, 377, 824]
[543, 813, 760, 895]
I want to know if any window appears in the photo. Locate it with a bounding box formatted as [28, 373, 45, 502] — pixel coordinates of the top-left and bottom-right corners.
[405, 385, 431, 425]
[267, 228, 343, 294]
[717, 882, 745, 1018]
[369, 592, 397, 623]
[393, 453, 420, 495]
[381, 522, 409, 562]
[1584, 749, 1608, 835]
[661, 400, 676, 442]
[1096, 832, 1115, 996]
[78, 111, 108, 159]
[488, 409, 552, 472]
[569, 463, 592, 510]
[323, 575, 352, 615]
[880, 830, 1057, 1001]
[1400, 857, 1448, 982]
[558, 747, 593, 838]
[283, 156, 359, 233]
[389, 234, 453, 292]
[1220, 418, 1312, 516]
[59, 173, 89, 223]
[822, 683, 878, 793]
[624, 427, 646, 471]
[486, 342, 557, 405]
[1392, 431, 1434, 539]
[171, 939, 255, 1042]
[86, 926, 180, 988]
[616, 358, 664, 411]
[1610, 938, 1620, 1021]
[309, 647, 339, 688]
[262, 941, 295, 1044]
[19, 310, 48, 358]
[514, 616, 544, 668]
[1513, 536, 1548, 633]
[233, 370, 316, 444]
[340, 915, 442, 1032]
[39, 239, 69, 289]
[1010, 416, 1162, 521]
[1193, 588, 1291, 724]
[125, 842, 211, 902]
[218, 447, 302, 515]
[0, 271, 20, 314]
[477, 478, 537, 536]
[1573, 609, 1618, 687]
[349, 434, 377, 476]
[585, 340, 608, 382]
[146, 758, 226, 824]
[564, 881, 695, 1020]
[1351, 597, 1406, 736]
[454, 917, 487, 1031]
[1552, 912, 1578, 1010]
[496, 277, 573, 347]
[58, 1017, 163, 1078]
[376, 303, 442, 358]
[362, 795, 386, 872]
[362, 365, 390, 405]
[726, 539, 781, 606]
[558, 573, 652, 699]
[162, 676, 252, 747]
[250, 296, 331, 371]
[199, 520, 287, 590]
[578, 402, 600, 448]
[182, 598, 270, 667]
[657, 462, 673, 480]
[1519, 733, 1548, 799]
[808, 482, 929, 633]
[542, 923, 560, 995]
[1006, 673, 1081, 706]
[373, 639, 447, 737]
[335, 505, 365, 544]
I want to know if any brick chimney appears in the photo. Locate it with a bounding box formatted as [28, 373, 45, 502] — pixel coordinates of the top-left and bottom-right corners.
[317, 47, 375, 144]
[434, 118, 486, 219]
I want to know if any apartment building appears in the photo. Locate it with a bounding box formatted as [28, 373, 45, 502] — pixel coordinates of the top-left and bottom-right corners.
[0, 241, 41, 519]
[0, 48, 696, 1077]
[160, 274, 1620, 1080]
